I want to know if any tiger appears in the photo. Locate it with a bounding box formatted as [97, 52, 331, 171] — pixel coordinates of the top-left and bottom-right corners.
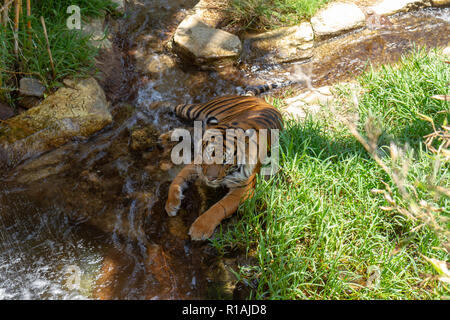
[163, 82, 292, 241]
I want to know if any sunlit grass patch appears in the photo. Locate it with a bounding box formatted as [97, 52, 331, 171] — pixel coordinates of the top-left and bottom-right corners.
[224, 0, 331, 31]
[211, 48, 449, 299]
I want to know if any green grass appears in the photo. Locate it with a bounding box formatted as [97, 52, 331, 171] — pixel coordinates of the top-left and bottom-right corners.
[211, 48, 449, 299]
[358, 48, 449, 145]
[0, 0, 117, 104]
[225, 0, 331, 31]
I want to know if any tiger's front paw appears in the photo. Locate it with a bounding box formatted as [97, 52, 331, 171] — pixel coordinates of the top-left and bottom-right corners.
[188, 215, 218, 241]
[165, 185, 183, 217]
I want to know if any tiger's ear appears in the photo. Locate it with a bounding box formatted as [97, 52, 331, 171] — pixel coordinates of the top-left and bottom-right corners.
[205, 116, 219, 126]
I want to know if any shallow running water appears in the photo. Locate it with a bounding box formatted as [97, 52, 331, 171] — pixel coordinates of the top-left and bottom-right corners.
[0, 2, 449, 299]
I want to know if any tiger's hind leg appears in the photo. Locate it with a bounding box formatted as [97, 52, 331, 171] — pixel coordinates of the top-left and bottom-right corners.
[165, 164, 198, 216]
[188, 185, 253, 241]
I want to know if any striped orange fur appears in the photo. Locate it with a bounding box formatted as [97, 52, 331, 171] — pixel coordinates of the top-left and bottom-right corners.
[165, 95, 283, 240]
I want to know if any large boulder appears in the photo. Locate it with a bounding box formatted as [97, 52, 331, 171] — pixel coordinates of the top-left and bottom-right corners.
[242, 22, 314, 64]
[0, 77, 112, 169]
[311, 2, 366, 40]
[172, 15, 242, 69]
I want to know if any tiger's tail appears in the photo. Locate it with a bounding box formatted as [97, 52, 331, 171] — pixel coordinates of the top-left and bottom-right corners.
[243, 79, 305, 96]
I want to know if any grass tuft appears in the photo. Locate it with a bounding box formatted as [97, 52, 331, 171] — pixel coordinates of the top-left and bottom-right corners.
[224, 0, 331, 31]
[0, 0, 117, 104]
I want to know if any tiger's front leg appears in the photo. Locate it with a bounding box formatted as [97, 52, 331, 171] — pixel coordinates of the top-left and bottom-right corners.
[188, 186, 251, 241]
[165, 164, 198, 216]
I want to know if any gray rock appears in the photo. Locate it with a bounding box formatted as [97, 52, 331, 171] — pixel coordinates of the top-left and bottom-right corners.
[311, 2, 366, 40]
[172, 15, 242, 68]
[0, 77, 112, 168]
[243, 22, 314, 63]
[19, 78, 46, 97]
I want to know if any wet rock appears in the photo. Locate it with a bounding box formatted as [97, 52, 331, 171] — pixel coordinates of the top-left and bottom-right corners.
[82, 17, 112, 50]
[19, 78, 45, 97]
[0, 77, 111, 169]
[11, 148, 70, 184]
[17, 96, 41, 110]
[311, 2, 366, 40]
[94, 46, 126, 102]
[243, 22, 314, 64]
[172, 15, 242, 69]
[432, 0, 450, 5]
[111, 0, 125, 12]
[370, 0, 431, 16]
[129, 126, 159, 152]
[135, 53, 177, 76]
[0, 101, 15, 120]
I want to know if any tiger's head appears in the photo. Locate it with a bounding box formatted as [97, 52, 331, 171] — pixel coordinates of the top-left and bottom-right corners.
[195, 117, 258, 188]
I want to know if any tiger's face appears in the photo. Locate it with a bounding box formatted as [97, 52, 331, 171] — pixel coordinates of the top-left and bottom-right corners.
[197, 141, 238, 187]
[196, 129, 256, 188]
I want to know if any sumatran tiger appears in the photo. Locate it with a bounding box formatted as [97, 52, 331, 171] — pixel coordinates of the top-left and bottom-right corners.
[164, 83, 286, 240]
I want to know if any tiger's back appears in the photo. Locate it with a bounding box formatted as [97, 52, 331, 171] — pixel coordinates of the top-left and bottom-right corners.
[173, 95, 283, 132]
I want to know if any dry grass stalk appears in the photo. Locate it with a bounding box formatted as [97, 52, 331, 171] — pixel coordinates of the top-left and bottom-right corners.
[420, 112, 450, 161]
[13, 0, 19, 55]
[0, 0, 14, 14]
[26, 0, 29, 31]
[337, 89, 449, 248]
[1, 1, 12, 30]
[40, 16, 56, 79]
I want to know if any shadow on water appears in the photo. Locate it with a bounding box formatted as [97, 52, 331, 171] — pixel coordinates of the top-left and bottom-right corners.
[0, 1, 449, 299]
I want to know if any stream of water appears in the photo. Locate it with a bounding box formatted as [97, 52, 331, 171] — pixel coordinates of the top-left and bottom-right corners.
[0, 1, 448, 299]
